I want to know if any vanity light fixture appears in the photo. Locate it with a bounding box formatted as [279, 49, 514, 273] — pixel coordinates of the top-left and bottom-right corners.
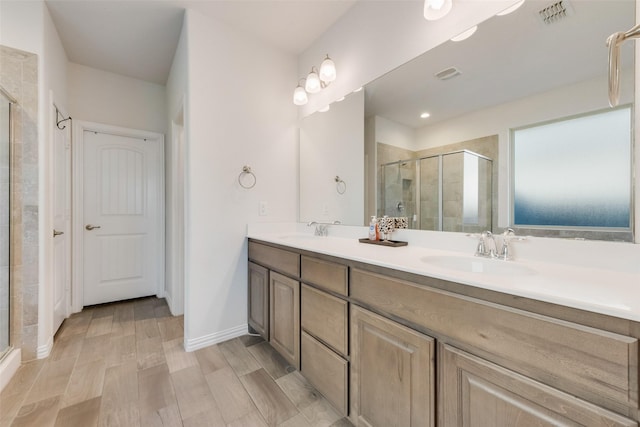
[293, 54, 337, 105]
[424, 0, 453, 21]
[293, 79, 309, 106]
[420, 112, 431, 119]
[305, 68, 322, 93]
[497, 0, 525, 16]
[451, 25, 477, 42]
[319, 55, 337, 83]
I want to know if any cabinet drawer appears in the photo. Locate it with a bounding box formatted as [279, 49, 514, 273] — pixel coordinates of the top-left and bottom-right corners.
[301, 284, 348, 356]
[301, 331, 348, 416]
[351, 268, 639, 415]
[249, 241, 300, 278]
[301, 256, 348, 296]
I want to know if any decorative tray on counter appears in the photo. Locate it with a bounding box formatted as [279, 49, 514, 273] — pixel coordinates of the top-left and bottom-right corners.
[358, 238, 408, 247]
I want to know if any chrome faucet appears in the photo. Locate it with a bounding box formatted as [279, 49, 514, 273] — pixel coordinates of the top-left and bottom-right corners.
[498, 228, 516, 260]
[475, 228, 522, 260]
[306, 220, 341, 236]
[476, 231, 497, 258]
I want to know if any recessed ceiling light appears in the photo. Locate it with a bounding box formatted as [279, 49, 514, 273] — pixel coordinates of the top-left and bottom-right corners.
[336, 96, 346, 102]
[353, 87, 363, 93]
[451, 26, 477, 42]
[420, 112, 431, 119]
[319, 105, 330, 112]
[497, 0, 525, 16]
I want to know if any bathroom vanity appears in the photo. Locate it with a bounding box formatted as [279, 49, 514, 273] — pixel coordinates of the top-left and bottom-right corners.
[247, 232, 640, 426]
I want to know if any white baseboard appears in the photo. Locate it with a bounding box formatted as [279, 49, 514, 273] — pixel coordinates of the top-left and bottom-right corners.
[185, 324, 248, 352]
[0, 349, 22, 393]
[163, 292, 183, 316]
[37, 336, 53, 359]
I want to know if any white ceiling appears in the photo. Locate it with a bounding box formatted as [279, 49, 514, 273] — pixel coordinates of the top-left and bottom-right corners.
[45, 0, 357, 85]
[364, 0, 635, 128]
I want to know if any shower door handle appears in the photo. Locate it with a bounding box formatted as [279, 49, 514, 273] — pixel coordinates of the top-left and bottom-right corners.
[53, 229, 64, 237]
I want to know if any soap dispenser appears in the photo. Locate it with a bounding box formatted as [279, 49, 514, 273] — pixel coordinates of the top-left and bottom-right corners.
[369, 216, 379, 241]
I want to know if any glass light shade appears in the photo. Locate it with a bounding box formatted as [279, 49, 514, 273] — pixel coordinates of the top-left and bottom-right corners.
[319, 56, 337, 83]
[305, 70, 321, 94]
[497, 0, 525, 16]
[451, 25, 477, 42]
[293, 85, 308, 106]
[424, 0, 452, 21]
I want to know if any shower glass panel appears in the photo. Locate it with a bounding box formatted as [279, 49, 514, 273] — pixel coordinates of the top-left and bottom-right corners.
[441, 151, 492, 233]
[380, 160, 417, 227]
[416, 150, 492, 232]
[0, 93, 11, 360]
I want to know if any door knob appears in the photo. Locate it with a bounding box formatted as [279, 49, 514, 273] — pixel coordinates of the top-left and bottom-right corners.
[85, 224, 101, 231]
[53, 229, 64, 237]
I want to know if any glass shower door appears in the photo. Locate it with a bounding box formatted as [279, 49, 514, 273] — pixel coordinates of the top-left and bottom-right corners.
[0, 94, 11, 360]
[380, 160, 417, 228]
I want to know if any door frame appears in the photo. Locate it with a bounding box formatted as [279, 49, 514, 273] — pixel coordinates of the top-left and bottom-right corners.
[49, 93, 72, 330]
[71, 120, 165, 313]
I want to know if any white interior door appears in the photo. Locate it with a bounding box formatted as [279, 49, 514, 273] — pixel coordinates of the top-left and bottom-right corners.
[52, 109, 71, 333]
[83, 130, 162, 306]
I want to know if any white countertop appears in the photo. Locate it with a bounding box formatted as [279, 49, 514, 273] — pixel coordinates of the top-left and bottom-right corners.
[247, 223, 640, 322]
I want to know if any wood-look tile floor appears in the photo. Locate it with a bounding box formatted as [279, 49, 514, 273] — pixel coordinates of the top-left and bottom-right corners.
[0, 297, 353, 427]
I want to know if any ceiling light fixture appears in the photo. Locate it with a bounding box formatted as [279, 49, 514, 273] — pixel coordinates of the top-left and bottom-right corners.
[424, 0, 453, 21]
[292, 54, 337, 106]
[420, 112, 431, 119]
[451, 25, 477, 42]
[497, 0, 525, 16]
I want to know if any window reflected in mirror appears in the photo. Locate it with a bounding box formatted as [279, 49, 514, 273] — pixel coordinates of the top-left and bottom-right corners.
[512, 106, 632, 240]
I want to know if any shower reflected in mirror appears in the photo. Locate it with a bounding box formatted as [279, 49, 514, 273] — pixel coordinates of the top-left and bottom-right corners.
[0, 86, 15, 361]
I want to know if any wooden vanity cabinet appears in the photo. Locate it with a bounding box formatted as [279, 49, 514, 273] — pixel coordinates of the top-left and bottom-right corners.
[248, 239, 640, 426]
[350, 306, 435, 427]
[247, 262, 269, 340]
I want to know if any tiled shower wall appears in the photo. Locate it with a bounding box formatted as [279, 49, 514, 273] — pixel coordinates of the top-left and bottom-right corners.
[0, 45, 39, 361]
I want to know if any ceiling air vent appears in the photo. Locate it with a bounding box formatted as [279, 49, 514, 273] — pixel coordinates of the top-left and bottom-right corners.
[434, 67, 461, 81]
[538, 0, 573, 25]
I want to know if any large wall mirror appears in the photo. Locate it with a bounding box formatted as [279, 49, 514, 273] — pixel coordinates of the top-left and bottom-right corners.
[299, 0, 635, 241]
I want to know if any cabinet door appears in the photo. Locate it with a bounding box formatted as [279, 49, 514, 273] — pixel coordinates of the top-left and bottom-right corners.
[248, 262, 269, 340]
[270, 271, 300, 369]
[439, 343, 638, 427]
[351, 306, 435, 427]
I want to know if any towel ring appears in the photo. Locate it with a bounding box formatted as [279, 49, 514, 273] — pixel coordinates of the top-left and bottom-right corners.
[335, 176, 346, 195]
[239, 166, 256, 189]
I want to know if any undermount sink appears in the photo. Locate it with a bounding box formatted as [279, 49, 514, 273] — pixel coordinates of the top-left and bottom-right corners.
[277, 234, 319, 241]
[420, 255, 536, 276]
